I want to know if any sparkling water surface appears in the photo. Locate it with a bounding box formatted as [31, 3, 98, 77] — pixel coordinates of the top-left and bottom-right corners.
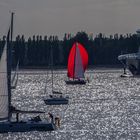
[1, 68, 140, 140]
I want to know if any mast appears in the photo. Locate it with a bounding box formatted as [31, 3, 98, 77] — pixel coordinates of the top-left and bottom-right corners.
[10, 12, 14, 41]
[51, 39, 53, 93]
[8, 12, 14, 121]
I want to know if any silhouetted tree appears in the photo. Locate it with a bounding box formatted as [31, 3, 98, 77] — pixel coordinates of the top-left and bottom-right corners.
[1, 31, 139, 68]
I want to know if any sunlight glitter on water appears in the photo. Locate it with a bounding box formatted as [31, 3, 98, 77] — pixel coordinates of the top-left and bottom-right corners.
[1, 68, 140, 139]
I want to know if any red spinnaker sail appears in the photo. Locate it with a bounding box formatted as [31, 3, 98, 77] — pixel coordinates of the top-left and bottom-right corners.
[67, 42, 88, 78]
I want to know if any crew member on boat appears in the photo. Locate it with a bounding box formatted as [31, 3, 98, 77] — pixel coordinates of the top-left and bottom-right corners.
[87, 77, 90, 83]
[55, 116, 60, 127]
[48, 112, 54, 123]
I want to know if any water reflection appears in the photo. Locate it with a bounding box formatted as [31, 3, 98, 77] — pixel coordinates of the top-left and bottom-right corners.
[1, 69, 140, 139]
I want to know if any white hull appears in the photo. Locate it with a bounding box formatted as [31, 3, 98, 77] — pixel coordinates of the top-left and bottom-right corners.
[120, 74, 132, 78]
[0, 121, 55, 133]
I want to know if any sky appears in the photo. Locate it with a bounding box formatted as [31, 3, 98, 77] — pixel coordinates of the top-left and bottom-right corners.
[0, 0, 140, 40]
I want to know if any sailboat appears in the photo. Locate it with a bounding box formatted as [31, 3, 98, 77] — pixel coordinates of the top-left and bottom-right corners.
[0, 13, 55, 133]
[11, 61, 19, 89]
[65, 42, 88, 85]
[44, 43, 69, 105]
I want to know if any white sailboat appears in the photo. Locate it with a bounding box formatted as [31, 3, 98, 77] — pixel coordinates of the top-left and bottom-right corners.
[11, 61, 19, 89]
[0, 13, 55, 133]
[44, 42, 69, 105]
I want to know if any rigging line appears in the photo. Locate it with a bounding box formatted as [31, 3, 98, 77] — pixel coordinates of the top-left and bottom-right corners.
[44, 55, 50, 94]
[51, 43, 54, 93]
[44, 42, 51, 95]
[44, 69, 51, 94]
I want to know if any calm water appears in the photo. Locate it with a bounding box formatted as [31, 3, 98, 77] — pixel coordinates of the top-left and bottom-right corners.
[1, 68, 140, 140]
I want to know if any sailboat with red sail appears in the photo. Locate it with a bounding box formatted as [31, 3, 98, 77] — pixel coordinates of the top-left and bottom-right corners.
[65, 42, 88, 85]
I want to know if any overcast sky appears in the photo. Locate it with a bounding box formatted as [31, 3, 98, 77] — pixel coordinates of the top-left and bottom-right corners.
[0, 0, 140, 39]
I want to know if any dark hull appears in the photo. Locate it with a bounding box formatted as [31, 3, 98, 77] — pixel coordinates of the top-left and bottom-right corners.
[0, 121, 55, 133]
[44, 98, 69, 105]
[65, 80, 86, 85]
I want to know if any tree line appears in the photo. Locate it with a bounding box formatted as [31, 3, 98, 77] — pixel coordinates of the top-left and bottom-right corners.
[0, 31, 139, 68]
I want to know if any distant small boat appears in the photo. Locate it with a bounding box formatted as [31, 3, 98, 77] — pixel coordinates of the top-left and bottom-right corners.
[120, 74, 132, 78]
[65, 42, 88, 85]
[44, 93, 69, 105]
[44, 42, 69, 105]
[0, 13, 55, 133]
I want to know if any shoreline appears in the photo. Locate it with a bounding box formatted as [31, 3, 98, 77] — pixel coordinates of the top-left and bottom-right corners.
[17, 65, 123, 71]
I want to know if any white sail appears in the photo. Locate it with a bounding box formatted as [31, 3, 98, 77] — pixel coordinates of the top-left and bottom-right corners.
[74, 43, 84, 79]
[0, 41, 9, 120]
[11, 61, 19, 89]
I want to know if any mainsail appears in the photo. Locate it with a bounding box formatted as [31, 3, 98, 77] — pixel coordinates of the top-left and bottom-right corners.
[0, 31, 10, 120]
[67, 42, 88, 79]
[0, 13, 13, 121]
